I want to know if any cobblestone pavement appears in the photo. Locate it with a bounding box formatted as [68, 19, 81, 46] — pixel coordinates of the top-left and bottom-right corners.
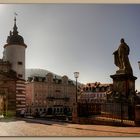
[0, 118, 140, 136]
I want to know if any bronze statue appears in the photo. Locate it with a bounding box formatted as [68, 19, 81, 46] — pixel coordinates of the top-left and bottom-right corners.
[113, 38, 133, 75]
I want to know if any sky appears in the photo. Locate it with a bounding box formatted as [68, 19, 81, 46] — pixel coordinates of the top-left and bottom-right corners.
[0, 4, 140, 90]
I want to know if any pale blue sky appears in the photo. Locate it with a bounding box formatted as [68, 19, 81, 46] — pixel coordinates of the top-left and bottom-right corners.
[0, 4, 140, 90]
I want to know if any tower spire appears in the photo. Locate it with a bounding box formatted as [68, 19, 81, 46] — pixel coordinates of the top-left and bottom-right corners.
[13, 12, 18, 35]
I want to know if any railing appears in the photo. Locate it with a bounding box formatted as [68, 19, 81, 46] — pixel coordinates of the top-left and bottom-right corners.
[77, 102, 136, 126]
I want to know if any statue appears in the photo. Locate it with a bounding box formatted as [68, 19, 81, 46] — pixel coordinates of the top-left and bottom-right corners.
[113, 38, 133, 75]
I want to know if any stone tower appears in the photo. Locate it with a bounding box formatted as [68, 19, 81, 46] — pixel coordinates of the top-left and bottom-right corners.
[3, 16, 27, 79]
[3, 16, 27, 116]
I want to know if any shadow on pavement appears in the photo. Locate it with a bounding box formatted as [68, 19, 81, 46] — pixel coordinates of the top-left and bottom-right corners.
[66, 126, 140, 135]
[0, 117, 23, 122]
[21, 118, 140, 136]
[22, 118, 68, 126]
[1, 117, 140, 136]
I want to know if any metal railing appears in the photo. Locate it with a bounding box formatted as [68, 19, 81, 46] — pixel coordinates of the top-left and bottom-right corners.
[77, 102, 135, 126]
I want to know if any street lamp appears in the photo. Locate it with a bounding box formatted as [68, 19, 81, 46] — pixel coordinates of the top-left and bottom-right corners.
[72, 72, 79, 123]
[74, 72, 79, 103]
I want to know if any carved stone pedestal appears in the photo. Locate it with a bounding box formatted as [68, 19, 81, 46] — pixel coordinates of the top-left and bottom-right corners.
[110, 74, 137, 98]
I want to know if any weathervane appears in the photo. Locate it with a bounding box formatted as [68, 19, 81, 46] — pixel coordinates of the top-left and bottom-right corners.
[14, 12, 18, 17]
[13, 12, 18, 34]
[14, 12, 18, 22]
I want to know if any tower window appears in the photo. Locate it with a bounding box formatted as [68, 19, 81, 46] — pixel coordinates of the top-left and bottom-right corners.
[18, 61, 23, 65]
[16, 101, 22, 105]
[18, 74, 23, 78]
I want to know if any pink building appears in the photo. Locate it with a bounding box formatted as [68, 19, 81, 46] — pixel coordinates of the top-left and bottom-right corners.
[25, 69, 76, 116]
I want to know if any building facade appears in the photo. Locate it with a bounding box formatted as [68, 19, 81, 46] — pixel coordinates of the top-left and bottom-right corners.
[79, 82, 112, 103]
[25, 69, 76, 116]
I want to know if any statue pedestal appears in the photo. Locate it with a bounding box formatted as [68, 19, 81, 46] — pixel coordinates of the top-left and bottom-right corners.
[110, 74, 137, 98]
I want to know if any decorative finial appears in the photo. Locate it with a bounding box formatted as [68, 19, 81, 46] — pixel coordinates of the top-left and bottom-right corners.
[14, 12, 18, 22]
[9, 31, 12, 36]
[120, 38, 125, 43]
[13, 12, 18, 35]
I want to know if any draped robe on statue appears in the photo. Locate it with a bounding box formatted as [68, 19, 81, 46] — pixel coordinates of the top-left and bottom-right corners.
[113, 39, 133, 75]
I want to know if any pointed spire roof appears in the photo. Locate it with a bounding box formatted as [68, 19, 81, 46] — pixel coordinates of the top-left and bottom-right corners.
[13, 16, 18, 35]
[4, 14, 27, 48]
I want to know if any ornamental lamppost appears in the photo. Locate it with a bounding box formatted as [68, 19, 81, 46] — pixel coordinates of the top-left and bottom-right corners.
[74, 72, 79, 103]
[72, 72, 79, 123]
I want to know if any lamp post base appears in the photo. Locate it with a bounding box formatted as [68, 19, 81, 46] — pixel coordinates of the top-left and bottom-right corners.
[72, 103, 79, 123]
